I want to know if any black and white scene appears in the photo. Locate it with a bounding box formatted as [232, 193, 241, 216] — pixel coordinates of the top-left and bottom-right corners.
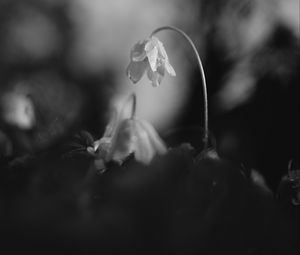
[0, 0, 299, 254]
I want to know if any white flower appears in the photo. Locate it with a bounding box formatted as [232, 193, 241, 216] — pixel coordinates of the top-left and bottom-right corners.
[126, 36, 176, 87]
[87, 110, 167, 170]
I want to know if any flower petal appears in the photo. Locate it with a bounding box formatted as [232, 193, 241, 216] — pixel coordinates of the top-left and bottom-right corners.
[93, 137, 112, 160]
[108, 119, 135, 162]
[126, 60, 148, 83]
[146, 45, 158, 72]
[131, 40, 147, 61]
[138, 119, 167, 155]
[102, 109, 118, 137]
[152, 37, 176, 76]
[147, 68, 163, 87]
[157, 63, 165, 76]
[132, 121, 155, 164]
[144, 38, 155, 52]
[164, 60, 176, 76]
[154, 37, 168, 59]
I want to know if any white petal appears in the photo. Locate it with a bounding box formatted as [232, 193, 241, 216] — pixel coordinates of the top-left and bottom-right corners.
[102, 109, 118, 137]
[156, 39, 168, 59]
[138, 120, 167, 155]
[144, 38, 155, 52]
[146, 47, 158, 72]
[133, 121, 155, 164]
[164, 61, 176, 76]
[108, 119, 135, 162]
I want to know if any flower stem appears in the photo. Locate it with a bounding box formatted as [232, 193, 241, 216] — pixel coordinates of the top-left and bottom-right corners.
[121, 93, 137, 119]
[130, 93, 137, 119]
[150, 26, 209, 150]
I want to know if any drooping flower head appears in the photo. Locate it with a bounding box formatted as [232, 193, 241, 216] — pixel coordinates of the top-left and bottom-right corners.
[126, 36, 176, 87]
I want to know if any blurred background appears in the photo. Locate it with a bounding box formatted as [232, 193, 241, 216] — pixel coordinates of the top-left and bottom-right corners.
[0, 0, 299, 190]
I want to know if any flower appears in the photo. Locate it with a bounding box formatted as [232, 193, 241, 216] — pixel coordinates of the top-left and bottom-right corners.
[87, 110, 167, 171]
[108, 118, 167, 164]
[126, 36, 176, 87]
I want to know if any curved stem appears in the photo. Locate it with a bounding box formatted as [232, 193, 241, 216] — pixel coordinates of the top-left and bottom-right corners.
[121, 93, 137, 119]
[151, 26, 209, 150]
[130, 93, 137, 119]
